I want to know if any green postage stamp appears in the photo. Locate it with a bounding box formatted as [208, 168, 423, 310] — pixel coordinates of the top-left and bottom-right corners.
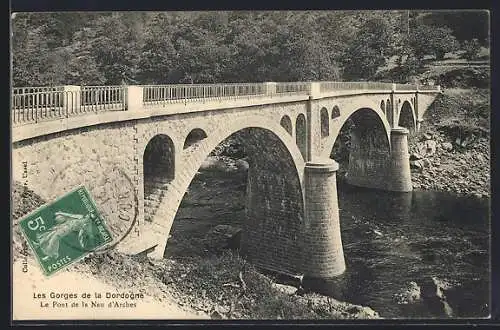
[18, 186, 113, 276]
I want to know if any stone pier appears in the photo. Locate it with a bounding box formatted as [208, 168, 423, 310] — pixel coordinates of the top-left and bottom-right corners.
[303, 158, 346, 279]
[386, 127, 413, 192]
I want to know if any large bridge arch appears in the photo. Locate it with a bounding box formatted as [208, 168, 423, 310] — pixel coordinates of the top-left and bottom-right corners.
[320, 100, 391, 159]
[320, 102, 392, 191]
[146, 114, 307, 273]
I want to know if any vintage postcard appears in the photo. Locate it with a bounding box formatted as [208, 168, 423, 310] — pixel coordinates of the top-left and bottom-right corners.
[11, 10, 491, 322]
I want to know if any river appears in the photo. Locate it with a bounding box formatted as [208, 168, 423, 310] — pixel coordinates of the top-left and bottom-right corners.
[168, 165, 490, 319]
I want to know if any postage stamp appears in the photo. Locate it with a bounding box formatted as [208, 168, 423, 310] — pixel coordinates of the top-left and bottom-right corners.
[48, 161, 139, 252]
[18, 185, 113, 276]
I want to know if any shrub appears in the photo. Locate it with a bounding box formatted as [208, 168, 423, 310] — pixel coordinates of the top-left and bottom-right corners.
[434, 67, 490, 89]
[461, 39, 482, 60]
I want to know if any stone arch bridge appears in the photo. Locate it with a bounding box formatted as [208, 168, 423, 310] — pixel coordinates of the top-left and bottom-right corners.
[11, 81, 441, 280]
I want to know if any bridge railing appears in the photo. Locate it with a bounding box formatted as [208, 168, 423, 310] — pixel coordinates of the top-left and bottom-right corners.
[320, 81, 395, 92]
[275, 82, 311, 94]
[12, 86, 65, 95]
[11, 90, 81, 126]
[418, 85, 441, 91]
[80, 86, 126, 111]
[393, 83, 417, 91]
[142, 83, 267, 105]
[12, 82, 442, 126]
[11, 85, 128, 126]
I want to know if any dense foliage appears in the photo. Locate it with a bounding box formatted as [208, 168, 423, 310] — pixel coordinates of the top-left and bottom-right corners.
[11, 10, 489, 86]
[409, 24, 459, 61]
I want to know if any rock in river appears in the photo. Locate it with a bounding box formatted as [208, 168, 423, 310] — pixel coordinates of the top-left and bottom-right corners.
[394, 281, 421, 304]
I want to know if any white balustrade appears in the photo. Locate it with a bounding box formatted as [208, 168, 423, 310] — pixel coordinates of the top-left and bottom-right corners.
[11, 82, 440, 126]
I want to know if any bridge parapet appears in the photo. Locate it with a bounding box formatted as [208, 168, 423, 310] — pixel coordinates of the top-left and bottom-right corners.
[320, 81, 395, 92]
[11, 81, 441, 128]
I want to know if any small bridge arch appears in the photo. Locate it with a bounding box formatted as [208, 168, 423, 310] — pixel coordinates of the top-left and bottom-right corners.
[143, 134, 176, 222]
[183, 128, 208, 149]
[320, 107, 329, 137]
[296, 113, 307, 160]
[398, 101, 416, 133]
[280, 114, 293, 136]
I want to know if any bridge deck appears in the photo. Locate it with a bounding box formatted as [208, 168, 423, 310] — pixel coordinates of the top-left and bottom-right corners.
[11, 81, 441, 142]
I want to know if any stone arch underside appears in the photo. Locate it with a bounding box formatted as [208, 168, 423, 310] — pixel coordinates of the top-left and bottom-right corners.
[320, 108, 329, 138]
[143, 134, 175, 222]
[398, 101, 416, 133]
[296, 114, 307, 161]
[385, 99, 393, 127]
[183, 128, 208, 149]
[329, 108, 391, 191]
[280, 115, 293, 136]
[147, 117, 306, 275]
[232, 128, 306, 274]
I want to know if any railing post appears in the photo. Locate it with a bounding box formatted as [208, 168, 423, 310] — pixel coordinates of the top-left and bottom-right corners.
[308, 82, 321, 99]
[63, 85, 81, 118]
[264, 82, 277, 97]
[126, 86, 143, 111]
[392, 83, 397, 92]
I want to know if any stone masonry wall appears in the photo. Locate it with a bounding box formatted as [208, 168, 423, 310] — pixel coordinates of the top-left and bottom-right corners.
[237, 128, 305, 275]
[12, 121, 140, 252]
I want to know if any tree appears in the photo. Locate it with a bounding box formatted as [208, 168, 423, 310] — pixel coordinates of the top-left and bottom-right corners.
[271, 13, 341, 81]
[65, 28, 106, 85]
[136, 14, 179, 84]
[341, 17, 396, 80]
[89, 13, 142, 84]
[409, 24, 459, 61]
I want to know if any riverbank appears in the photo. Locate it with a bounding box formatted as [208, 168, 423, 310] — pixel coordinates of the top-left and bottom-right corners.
[12, 181, 380, 320]
[408, 88, 490, 198]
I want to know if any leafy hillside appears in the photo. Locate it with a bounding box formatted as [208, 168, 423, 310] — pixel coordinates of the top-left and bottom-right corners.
[11, 10, 489, 87]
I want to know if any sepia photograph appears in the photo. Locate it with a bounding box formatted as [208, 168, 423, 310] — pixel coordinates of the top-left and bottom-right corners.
[10, 10, 491, 321]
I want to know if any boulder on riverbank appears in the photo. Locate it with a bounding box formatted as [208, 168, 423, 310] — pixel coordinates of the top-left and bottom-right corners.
[409, 129, 490, 198]
[203, 225, 242, 251]
[299, 293, 380, 319]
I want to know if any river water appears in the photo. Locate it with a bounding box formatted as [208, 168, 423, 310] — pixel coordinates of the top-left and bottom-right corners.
[169, 166, 490, 319]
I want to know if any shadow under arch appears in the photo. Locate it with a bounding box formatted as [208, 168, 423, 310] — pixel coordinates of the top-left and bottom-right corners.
[328, 108, 391, 190]
[184, 128, 208, 149]
[296, 113, 307, 161]
[143, 134, 175, 222]
[385, 99, 393, 126]
[280, 114, 293, 136]
[398, 101, 416, 133]
[162, 116, 306, 275]
[321, 102, 391, 160]
[320, 107, 329, 137]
